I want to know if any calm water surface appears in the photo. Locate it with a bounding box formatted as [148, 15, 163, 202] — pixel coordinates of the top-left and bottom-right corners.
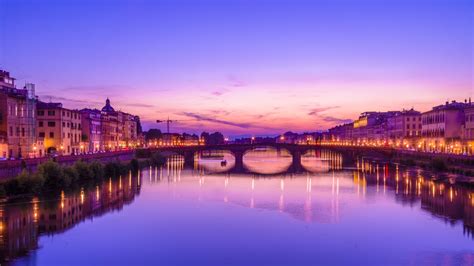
[2, 148, 474, 265]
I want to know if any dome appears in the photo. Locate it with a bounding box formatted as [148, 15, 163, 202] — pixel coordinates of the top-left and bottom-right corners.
[101, 98, 115, 113]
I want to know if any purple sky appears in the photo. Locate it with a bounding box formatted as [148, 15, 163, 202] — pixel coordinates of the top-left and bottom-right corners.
[0, 0, 472, 137]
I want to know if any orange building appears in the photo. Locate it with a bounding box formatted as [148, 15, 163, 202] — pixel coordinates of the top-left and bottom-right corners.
[36, 102, 84, 155]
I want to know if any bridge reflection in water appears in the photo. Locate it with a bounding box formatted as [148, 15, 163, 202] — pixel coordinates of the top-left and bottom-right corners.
[151, 149, 474, 236]
[154, 144, 347, 174]
[165, 147, 345, 175]
[1, 149, 474, 264]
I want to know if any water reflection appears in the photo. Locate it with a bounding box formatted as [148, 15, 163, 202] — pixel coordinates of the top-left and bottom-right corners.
[193, 148, 345, 174]
[4, 150, 474, 265]
[196, 151, 235, 173]
[301, 149, 343, 172]
[0, 174, 141, 263]
[151, 154, 474, 236]
[355, 157, 474, 237]
[243, 147, 292, 174]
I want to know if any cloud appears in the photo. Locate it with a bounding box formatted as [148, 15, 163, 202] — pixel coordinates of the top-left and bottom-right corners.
[320, 116, 352, 124]
[305, 105, 351, 127]
[211, 88, 230, 96]
[227, 75, 246, 87]
[123, 103, 155, 108]
[207, 109, 232, 116]
[307, 106, 340, 116]
[180, 112, 254, 128]
[39, 95, 102, 106]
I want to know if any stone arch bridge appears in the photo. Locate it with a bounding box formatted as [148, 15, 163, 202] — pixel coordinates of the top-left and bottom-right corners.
[148, 143, 335, 173]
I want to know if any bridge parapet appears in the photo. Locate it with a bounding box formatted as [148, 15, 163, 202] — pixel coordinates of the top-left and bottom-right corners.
[147, 143, 321, 173]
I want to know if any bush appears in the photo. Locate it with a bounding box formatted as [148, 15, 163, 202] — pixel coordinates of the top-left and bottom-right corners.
[0, 157, 141, 198]
[15, 170, 44, 194]
[63, 166, 79, 186]
[89, 161, 105, 180]
[104, 161, 124, 178]
[38, 160, 65, 190]
[73, 160, 93, 181]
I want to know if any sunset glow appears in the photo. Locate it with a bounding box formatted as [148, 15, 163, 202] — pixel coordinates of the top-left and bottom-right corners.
[1, 0, 472, 136]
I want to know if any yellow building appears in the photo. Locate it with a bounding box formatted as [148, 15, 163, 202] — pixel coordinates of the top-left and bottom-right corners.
[36, 102, 84, 155]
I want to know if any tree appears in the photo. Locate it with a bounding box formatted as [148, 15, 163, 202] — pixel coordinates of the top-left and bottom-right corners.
[207, 132, 225, 145]
[145, 129, 162, 141]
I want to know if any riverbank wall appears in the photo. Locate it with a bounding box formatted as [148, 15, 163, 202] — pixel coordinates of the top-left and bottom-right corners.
[0, 151, 135, 179]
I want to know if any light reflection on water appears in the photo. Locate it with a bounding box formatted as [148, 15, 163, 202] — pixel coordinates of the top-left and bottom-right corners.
[2, 149, 474, 265]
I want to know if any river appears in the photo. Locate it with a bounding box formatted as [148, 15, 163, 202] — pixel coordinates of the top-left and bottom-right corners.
[2, 148, 473, 265]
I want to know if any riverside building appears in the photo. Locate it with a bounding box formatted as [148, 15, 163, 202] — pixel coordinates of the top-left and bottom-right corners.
[421, 100, 469, 153]
[0, 71, 41, 158]
[36, 102, 84, 155]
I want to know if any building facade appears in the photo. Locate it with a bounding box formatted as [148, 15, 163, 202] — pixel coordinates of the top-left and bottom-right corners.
[80, 108, 102, 152]
[37, 102, 83, 155]
[0, 71, 40, 158]
[81, 99, 141, 152]
[421, 101, 469, 153]
[386, 109, 421, 146]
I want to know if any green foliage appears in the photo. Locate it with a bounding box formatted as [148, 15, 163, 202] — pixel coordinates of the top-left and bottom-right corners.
[73, 160, 93, 180]
[15, 170, 44, 194]
[104, 161, 126, 178]
[63, 166, 79, 185]
[0, 158, 137, 198]
[89, 161, 105, 180]
[38, 160, 65, 190]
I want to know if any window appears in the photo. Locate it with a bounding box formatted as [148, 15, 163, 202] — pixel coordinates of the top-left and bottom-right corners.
[39, 132, 45, 138]
[62, 122, 65, 127]
[21, 128, 25, 137]
[47, 121, 56, 127]
[47, 110, 55, 116]
[49, 132, 54, 138]
[38, 110, 44, 116]
[62, 111, 65, 116]
[39, 121, 44, 127]
[16, 127, 19, 137]
[9, 126, 12, 136]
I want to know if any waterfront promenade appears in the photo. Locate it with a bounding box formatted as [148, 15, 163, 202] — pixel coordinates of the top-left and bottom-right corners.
[2, 143, 474, 181]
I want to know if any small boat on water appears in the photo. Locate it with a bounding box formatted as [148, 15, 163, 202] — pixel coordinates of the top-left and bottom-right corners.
[221, 160, 227, 167]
